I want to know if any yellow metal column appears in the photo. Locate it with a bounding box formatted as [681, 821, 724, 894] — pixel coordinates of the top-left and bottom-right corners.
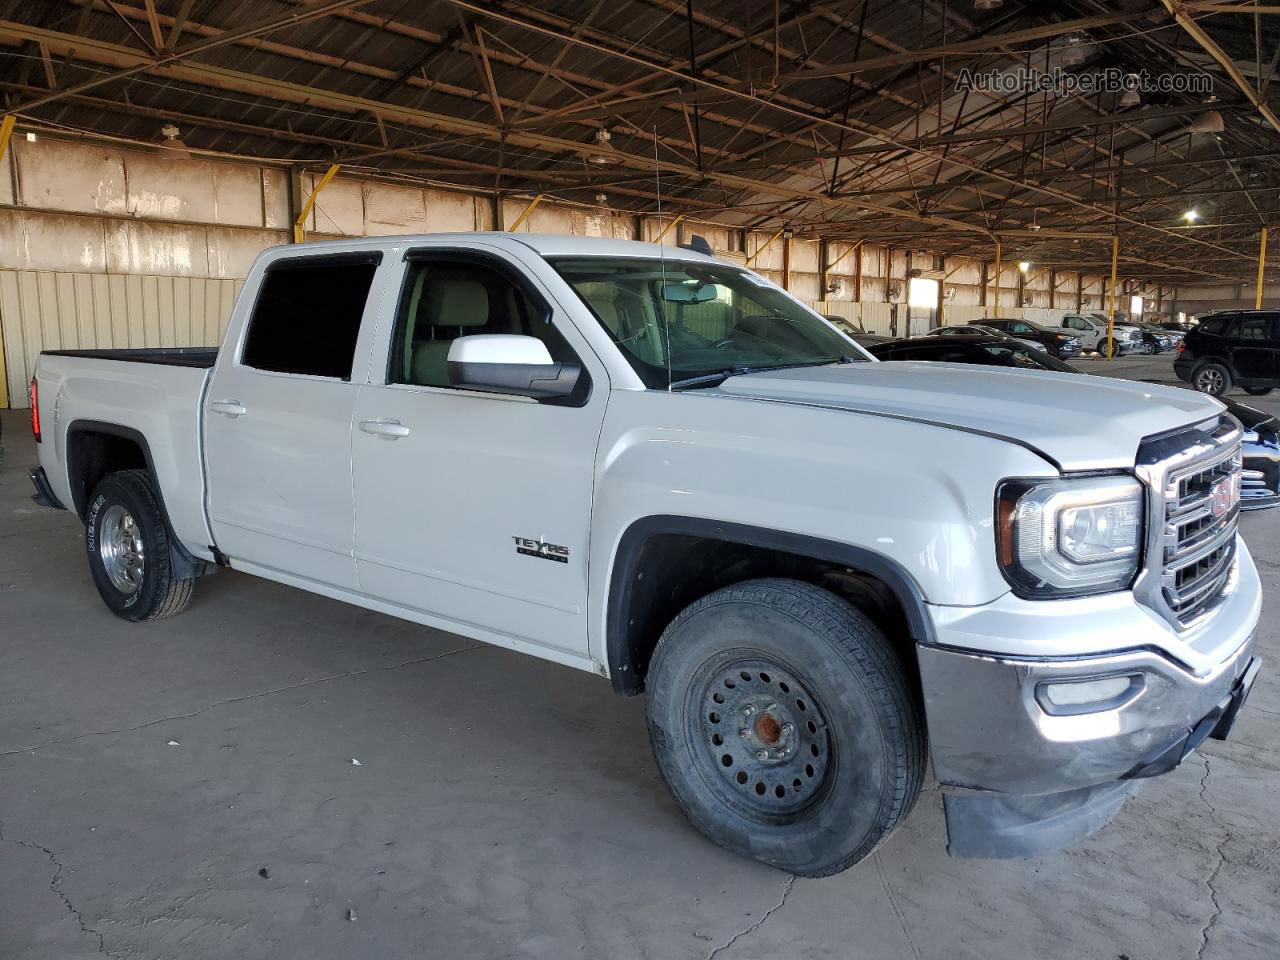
[1256, 227, 1269, 309]
[293, 164, 341, 244]
[507, 193, 546, 232]
[0, 114, 15, 409]
[1106, 236, 1119, 359]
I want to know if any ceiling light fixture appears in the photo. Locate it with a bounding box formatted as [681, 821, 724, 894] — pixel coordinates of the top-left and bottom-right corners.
[974, 0, 1003, 10]
[1119, 84, 1141, 108]
[1182, 208, 1199, 223]
[588, 128, 622, 166]
[1061, 36, 1089, 67]
[1018, 260, 1032, 273]
[1188, 110, 1224, 134]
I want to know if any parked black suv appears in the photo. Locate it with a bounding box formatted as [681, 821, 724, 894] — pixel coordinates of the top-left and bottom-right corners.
[1174, 310, 1279, 397]
[978, 317, 1081, 358]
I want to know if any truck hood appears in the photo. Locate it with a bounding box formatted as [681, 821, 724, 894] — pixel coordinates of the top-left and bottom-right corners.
[714, 362, 1224, 471]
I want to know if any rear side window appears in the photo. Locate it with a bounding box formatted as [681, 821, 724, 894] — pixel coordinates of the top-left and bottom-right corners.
[1196, 315, 1233, 336]
[1237, 316, 1275, 340]
[242, 257, 380, 379]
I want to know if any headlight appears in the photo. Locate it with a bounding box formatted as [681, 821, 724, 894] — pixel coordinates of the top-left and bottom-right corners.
[996, 475, 1144, 597]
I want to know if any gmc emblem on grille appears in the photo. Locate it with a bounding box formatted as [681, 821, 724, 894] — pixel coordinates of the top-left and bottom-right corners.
[1210, 474, 1239, 519]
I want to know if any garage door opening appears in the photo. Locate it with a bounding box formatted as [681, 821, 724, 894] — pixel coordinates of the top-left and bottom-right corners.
[908, 277, 939, 334]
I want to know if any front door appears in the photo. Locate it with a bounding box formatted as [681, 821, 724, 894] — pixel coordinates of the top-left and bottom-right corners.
[204, 252, 384, 590]
[350, 249, 607, 662]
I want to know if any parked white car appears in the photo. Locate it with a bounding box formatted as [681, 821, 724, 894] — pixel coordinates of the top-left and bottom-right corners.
[28, 234, 1261, 875]
[1058, 312, 1144, 355]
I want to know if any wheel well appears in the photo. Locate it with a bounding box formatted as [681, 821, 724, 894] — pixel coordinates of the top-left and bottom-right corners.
[606, 522, 928, 697]
[66, 428, 148, 520]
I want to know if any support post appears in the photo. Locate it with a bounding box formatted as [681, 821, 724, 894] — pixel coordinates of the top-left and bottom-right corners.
[781, 231, 792, 291]
[979, 261, 988, 307]
[652, 212, 686, 245]
[507, 192, 545, 232]
[992, 241, 1002, 318]
[1106, 236, 1119, 359]
[818, 238, 830, 300]
[937, 256, 945, 327]
[1049, 268, 1057, 310]
[293, 163, 340, 244]
[0, 114, 15, 408]
[853, 242, 862, 301]
[1076, 271, 1084, 312]
[1256, 227, 1269, 309]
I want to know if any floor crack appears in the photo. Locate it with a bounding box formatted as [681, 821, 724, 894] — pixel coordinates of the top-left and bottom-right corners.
[875, 853, 923, 960]
[1196, 757, 1230, 960]
[0, 821, 120, 958]
[0, 643, 483, 759]
[705, 874, 794, 960]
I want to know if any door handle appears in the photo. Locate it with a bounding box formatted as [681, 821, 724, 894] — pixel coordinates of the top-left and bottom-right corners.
[210, 399, 247, 418]
[360, 418, 411, 440]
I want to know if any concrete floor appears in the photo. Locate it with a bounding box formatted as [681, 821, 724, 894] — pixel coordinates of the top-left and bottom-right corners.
[1, 355, 1278, 960]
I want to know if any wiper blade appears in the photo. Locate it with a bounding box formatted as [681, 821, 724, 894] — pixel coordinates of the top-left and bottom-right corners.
[668, 357, 852, 390]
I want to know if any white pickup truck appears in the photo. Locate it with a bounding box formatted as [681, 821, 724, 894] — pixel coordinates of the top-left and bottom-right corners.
[29, 234, 1261, 876]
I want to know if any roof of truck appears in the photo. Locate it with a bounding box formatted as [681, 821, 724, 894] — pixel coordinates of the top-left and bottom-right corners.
[277, 233, 721, 263]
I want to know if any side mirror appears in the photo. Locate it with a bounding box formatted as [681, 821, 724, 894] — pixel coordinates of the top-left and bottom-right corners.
[446, 335, 582, 400]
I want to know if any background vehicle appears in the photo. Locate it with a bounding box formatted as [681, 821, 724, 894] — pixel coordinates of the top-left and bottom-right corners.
[975, 318, 1081, 358]
[923, 324, 1044, 351]
[1058, 313, 1144, 356]
[821, 314, 893, 348]
[1130, 322, 1177, 354]
[1174, 310, 1280, 397]
[28, 234, 1261, 876]
[872, 334, 1074, 370]
[871, 336, 1280, 511]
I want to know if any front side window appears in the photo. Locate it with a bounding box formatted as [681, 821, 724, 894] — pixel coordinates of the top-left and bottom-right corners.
[242, 257, 379, 379]
[550, 257, 861, 388]
[390, 257, 578, 389]
[1197, 316, 1233, 336]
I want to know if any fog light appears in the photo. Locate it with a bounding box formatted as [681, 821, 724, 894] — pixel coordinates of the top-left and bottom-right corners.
[1037, 675, 1142, 714]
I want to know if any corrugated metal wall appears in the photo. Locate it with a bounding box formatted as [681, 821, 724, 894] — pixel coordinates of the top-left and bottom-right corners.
[1, 270, 242, 406]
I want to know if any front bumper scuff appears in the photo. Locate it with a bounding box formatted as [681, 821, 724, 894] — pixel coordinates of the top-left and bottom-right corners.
[917, 554, 1261, 859]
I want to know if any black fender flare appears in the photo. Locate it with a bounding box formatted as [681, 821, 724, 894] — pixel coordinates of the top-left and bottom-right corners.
[605, 515, 934, 695]
[64, 419, 210, 580]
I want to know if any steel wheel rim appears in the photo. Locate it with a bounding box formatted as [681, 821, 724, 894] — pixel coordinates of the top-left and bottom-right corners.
[100, 504, 145, 594]
[1197, 369, 1224, 394]
[689, 657, 833, 822]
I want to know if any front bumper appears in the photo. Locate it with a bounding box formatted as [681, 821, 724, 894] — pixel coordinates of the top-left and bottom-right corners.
[918, 550, 1262, 857]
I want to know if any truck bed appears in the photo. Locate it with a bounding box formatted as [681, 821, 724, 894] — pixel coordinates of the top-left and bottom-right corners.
[42, 347, 219, 368]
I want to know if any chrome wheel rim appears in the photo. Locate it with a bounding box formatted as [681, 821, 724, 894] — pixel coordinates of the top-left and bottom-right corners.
[100, 504, 145, 594]
[1196, 368, 1225, 395]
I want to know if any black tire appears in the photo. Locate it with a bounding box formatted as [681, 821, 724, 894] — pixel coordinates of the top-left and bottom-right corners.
[645, 578, 926, 877]
[1193, 362, 1232, 397]
[1243, 386, 1274, 397]
[86, 470, 195, 621]
[1099, 337, 1118, 357]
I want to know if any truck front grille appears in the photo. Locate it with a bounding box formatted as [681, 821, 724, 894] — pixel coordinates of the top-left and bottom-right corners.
[1144, 418, 1242, 625]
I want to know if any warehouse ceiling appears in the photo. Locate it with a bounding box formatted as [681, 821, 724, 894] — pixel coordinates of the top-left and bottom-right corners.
[2, 0, 1279, 283]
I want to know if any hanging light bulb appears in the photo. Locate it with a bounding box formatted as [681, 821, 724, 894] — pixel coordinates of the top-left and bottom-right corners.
[588, 128, 622, 166]
[1061, 36, 1089, 67]
[1119, 78, 1141, 108]
[1018, 260, 1032, 273]
[974, 0, 1003, 9]
[1182, 208, 1199, 223]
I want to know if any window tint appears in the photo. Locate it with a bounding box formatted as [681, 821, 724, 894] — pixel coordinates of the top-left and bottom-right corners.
[1237, 316, 1274, 340]
[1196, 315, 1232, 336]
[390, 258, 577, 389]
[1009, 322, 1032, 333]
[242, 259, 377, 379]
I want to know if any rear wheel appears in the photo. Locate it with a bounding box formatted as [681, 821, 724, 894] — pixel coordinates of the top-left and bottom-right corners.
[1099, 337, 1118, 357]
[1243, 386, 1274, 397]
[1193, 362, 1232, 397]
[86, 470, 195, 621]
[1140, 341, 1155, 355]
[645, 578, 925, 876]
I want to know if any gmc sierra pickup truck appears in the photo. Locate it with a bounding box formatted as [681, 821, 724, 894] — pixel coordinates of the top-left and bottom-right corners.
[29, 234, 1262, 876]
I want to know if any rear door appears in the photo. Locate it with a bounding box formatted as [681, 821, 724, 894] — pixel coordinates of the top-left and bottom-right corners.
[204, 251, 386, 590]
[349, 245, 608, 662]
[1228, 314, 1279, 382]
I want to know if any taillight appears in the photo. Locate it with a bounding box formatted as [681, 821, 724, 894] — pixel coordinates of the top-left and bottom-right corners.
[1176, 340, 1186, 356]
[29, 377, 40, 443]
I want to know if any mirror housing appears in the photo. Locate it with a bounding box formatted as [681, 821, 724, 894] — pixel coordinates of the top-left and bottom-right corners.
[446, 335, 582, 400]
[661, 282, 718, 304]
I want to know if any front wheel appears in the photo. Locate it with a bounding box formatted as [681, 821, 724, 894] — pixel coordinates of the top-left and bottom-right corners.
[1193, 362, 1232, 397]
[86, 470, 195, 621]
[645, 578, 926, 876]
[1243, 386, 1274, 397]
[1140, 341, 1155, 355]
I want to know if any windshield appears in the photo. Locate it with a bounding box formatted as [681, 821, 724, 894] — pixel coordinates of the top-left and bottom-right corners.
[549, 256, 865, 388]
